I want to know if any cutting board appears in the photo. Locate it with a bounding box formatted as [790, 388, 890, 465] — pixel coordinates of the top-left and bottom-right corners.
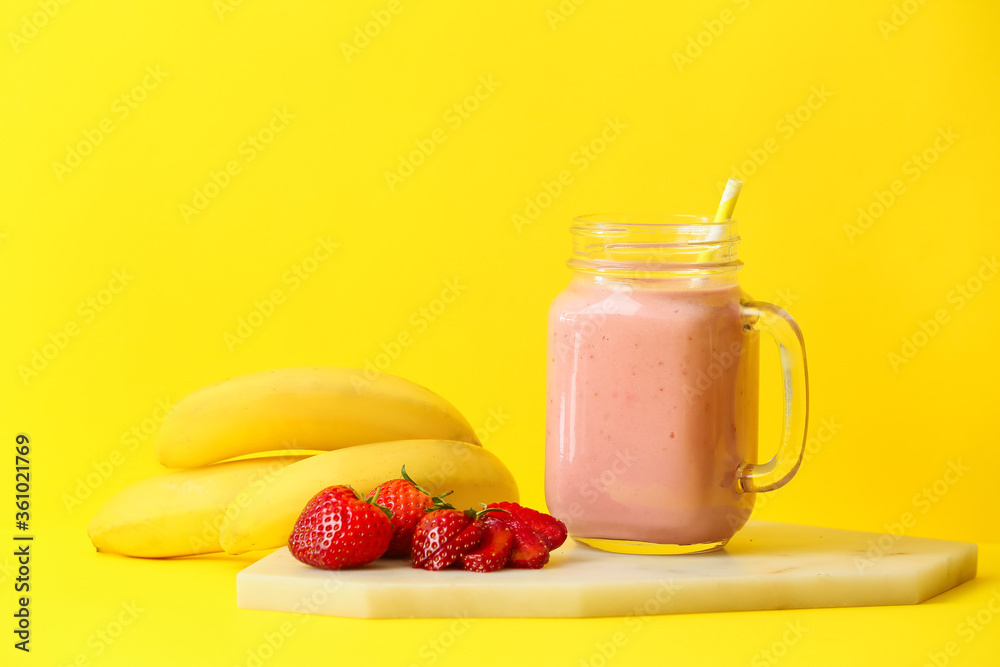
[236, 521, 977, 618]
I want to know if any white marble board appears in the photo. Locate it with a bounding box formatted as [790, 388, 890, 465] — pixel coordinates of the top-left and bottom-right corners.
[236, 521, 977, 618]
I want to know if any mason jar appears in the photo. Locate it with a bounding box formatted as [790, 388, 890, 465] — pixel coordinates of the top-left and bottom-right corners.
[545, 214, 808, 554]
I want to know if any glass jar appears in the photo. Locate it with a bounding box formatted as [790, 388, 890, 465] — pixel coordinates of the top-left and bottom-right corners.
[545, 214, 808, 554]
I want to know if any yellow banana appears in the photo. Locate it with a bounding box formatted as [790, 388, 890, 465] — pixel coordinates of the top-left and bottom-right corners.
[219, 439, 518, 554]
[155, 367, 480, 468]
[88, 455, 310, 558]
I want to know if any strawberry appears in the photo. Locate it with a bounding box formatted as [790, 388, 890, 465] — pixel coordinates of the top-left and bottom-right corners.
[368, 466, 453, 557]
[411, 508, 491, 571]
[461, 515, 514, 573]
[488, 509, 550, 569]
[288, 485, 393, 570]
[486, 501, 568, 550]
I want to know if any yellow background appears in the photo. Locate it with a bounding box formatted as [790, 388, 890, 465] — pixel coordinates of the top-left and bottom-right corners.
[2, 0, 999, 665]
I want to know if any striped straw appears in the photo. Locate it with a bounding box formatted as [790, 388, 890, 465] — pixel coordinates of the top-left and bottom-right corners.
[714, 178, 743, 222]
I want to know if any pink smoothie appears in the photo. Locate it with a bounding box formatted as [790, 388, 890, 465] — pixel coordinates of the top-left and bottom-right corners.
[545, 278, 759, 546]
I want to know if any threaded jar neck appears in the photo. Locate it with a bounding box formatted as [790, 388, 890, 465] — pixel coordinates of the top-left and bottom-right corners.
[568, 214, 742, 280]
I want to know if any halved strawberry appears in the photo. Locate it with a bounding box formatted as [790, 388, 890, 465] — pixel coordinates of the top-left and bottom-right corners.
[411, 508, 486, 571]
[489, 510, 550, 569]
[461, 515, 514, 573]
[486, 501, 567, 550]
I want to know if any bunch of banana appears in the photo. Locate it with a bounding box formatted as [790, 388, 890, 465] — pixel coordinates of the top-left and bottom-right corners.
[219, 439, 516, 554]
[89, 455, 311, 558]
[88, 367, 519, 558]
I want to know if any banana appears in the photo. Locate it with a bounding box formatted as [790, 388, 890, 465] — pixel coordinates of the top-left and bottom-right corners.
[155, 367, 480, 468]
[88, 455, 310, 558]
[219, 439, 518, 554]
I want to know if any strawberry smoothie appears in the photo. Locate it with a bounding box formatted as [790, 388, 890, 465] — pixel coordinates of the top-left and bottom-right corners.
[545, 277, 759, 548]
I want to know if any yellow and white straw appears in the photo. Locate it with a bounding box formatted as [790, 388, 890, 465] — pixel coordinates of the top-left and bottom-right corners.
[714, 178, 743, 222]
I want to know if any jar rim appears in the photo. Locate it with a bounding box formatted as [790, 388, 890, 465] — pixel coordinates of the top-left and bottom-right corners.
[567, 213, 742, 277]
[573, 213, 733, 227]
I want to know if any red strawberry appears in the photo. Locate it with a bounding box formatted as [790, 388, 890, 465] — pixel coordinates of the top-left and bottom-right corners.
[461, 515, 514, 573]
[368, 466, 453, 557]
[489, 509, 550, 569]
[411, 508, 489, 571]
[486, 501, 568, 550]
[288, 485, 393, 570]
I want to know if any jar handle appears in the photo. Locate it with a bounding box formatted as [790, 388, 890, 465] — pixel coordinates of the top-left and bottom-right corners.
[738, 301, 809, 493]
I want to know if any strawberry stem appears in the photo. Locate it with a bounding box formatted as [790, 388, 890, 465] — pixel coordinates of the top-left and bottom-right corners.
[477, 507, 508, 518]
[478, 503, 510, 517]
[366, 487, 394, 519]
[459, 507, 508, 520]
[400, 465, 455, 510]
